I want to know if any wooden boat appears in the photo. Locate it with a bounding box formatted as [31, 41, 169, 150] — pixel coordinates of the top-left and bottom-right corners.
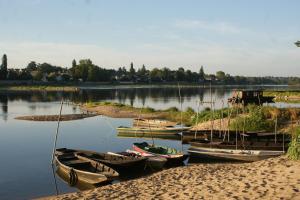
[182, 130, 291, 144]
[117, 132, 181, 141]
[54, 149, 119, 186]
[56, 148, 146, 172]
[112, 150, 168, 170]
[188, 146, 284, 162]
[133, 118, 177, 127]
[133, 142, 187, 165]
[189, 140, 288, 151]
[117, 126, 190, 134]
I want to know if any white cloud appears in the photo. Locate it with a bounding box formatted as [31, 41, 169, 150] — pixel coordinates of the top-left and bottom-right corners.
[174, 19, 242, 34]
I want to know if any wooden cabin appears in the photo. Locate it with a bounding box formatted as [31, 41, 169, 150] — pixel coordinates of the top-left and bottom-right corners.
[228, 90, 274, 105]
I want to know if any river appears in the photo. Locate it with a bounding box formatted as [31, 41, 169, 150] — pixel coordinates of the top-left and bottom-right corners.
[0, 85, 298, 199]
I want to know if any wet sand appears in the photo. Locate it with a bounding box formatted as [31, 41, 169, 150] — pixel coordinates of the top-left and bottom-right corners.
[40, 156, 300, 200]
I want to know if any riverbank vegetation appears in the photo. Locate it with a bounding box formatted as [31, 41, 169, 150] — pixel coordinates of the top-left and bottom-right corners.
[287, 127, 300, 160]
[84, 102, 300, 132]
[85, 101, 195, 125]
[264, 90, 300, 103]
[1, 54, 300, 85]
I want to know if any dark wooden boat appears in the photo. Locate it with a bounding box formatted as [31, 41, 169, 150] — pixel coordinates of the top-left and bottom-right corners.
[133, 142, 188, 165]
[111, 150, 168, 170]
[55, 149, 119, 185]
[56, 148, 146, 172]
[183, 130, 291, 144]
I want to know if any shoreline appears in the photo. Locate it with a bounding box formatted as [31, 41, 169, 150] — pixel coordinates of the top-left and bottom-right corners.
[38, 156, 300, 200]
[0, 83, 295, 91]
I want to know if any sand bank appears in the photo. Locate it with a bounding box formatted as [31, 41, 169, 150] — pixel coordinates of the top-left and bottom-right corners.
[15, 113, 97, 121]
[81, 104, 165, 119]
[40, 156, 300, 200]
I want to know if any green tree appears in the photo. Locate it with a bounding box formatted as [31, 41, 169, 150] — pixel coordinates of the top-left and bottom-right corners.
[185, 70, 192, 81]
[0, 54, 8, 80]
[150, 68, 163, 81]
[216, 71, 226, 82]
[32, 71, 43, 81]
[26, 61, 37, 72]
[199, 66, 205, 81]
[7, 69, 19, 80]
[137, 64, 147, 76]
[75, 59, 93, 81]
[72, 59, 77, 68]
[87, 65, 99, 81]
[161, 67, 171, 81]
[129, 62, 135, 80]
[176, 67, 185, 81]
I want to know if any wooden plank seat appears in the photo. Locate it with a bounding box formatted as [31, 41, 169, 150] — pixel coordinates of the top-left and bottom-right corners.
[63, 159, 90, 167]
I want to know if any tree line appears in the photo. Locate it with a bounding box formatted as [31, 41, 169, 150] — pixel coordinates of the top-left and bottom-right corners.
[0, 54, 300, 85]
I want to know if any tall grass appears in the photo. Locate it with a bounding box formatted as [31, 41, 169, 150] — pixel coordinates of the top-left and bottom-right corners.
[230, 106, 275, 131]
[287, 127, 300, 160]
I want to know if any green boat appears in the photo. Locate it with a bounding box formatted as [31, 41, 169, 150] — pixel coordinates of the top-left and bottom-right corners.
[133, 142, 188, 165]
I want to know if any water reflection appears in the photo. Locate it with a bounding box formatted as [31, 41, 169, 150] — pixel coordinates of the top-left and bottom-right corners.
[0, 93, 8, 121]
[0, 85, 297, 121]
[0, 87, 234, 115]
[51, 164, 59, 196]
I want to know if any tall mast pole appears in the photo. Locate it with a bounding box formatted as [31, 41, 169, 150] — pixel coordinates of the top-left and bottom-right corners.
[51, 99, 64, 164]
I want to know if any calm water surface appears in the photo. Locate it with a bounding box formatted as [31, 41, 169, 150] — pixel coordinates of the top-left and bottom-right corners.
[0, 85, 298, 199]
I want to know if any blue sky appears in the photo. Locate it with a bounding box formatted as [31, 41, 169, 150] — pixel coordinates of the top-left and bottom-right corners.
[0, 0, 299, 76]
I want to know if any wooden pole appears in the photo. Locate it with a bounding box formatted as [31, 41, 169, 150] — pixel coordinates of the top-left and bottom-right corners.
[194, 100, 201, 140]
[210, 81, 213, 144]
[178, 83, 183, 151]
[51, 99, 64, 164]
[235, 105, 238, 150]
[275, 117, 278, 143]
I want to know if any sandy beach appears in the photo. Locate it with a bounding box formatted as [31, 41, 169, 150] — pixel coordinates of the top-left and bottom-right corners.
[40, 156, 300, 200]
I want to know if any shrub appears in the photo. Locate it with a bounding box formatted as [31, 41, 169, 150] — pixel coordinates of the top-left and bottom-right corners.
[141, 107, 155, 113]
[230, 106, 274, 131]
[288, 127, 300, 160]
[185, 107, 195, 114]
[165, 107, 179, 112]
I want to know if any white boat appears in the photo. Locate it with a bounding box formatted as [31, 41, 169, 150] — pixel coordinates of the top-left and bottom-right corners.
[133, 118, 178, 127]
[188, 146, 284, 162]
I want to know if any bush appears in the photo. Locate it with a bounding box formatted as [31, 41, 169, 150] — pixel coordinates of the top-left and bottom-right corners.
[288, 127, 300, 160]
[165, 107, 179, 112]
[230, 106, 274, 131]
[191, 108, 230, 125]
[141, 107, 155, 113]
[186, 107, 195, 114]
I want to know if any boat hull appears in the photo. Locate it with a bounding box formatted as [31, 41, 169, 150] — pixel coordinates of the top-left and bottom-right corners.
[54, 156, 109, 185]
[117, 126, 190, 134]
[132, 142, 187, 165]
[57, 148, 146, 172]
[188, 147, 284, 162]
[189, 141, 288, 151]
